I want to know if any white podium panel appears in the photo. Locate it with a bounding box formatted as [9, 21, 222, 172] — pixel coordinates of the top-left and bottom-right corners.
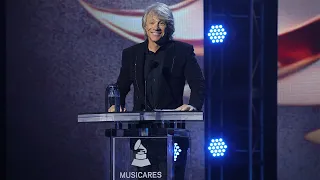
[77, 112, 203, 122]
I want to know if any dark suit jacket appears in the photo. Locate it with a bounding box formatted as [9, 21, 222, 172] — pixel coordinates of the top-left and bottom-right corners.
[116, 40, 205, 111]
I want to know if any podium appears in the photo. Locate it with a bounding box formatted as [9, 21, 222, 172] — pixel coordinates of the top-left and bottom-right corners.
[78, 111, 203, 180]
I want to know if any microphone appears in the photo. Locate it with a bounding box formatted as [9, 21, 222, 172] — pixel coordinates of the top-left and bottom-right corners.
[150, 61, 159, 70]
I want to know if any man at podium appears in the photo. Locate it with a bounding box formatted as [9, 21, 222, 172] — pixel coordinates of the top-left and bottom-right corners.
[108, 2, 205, 113]
[107, 3, 204, 179]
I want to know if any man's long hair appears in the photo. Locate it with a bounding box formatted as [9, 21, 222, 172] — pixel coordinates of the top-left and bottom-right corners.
[142, 3, 175, 40]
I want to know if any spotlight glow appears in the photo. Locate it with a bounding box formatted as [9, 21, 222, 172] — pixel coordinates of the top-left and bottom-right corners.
[174, 143, 182, 162]
[207, 25, 227, 44]
[208, 138, 228, 157]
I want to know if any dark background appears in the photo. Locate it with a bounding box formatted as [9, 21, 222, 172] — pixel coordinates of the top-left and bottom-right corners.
[6, 0, 320, 180]
[6, 1, 204, 180]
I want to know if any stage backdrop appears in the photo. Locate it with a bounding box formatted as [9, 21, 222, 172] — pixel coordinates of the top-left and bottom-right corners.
[277, 0, 320, 179]
[6, 0, 204, 180]
[7, 0, 320, 179]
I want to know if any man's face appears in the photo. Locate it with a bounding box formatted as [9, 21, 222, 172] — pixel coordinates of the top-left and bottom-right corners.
[144, 12, 167, 43]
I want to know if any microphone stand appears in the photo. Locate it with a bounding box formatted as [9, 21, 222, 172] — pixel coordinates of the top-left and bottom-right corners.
[144, 79, 147, 112]
[140, 78, 148, 136]
[141, 58, 158, 136]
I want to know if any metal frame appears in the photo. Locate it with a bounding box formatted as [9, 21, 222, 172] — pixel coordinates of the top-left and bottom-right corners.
[203, 0, 277, 179]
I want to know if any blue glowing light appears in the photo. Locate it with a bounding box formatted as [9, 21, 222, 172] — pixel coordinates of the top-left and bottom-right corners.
[208, 138, 228, 157]
[207, 25, 227, 44]
[174, 143, 182, 162]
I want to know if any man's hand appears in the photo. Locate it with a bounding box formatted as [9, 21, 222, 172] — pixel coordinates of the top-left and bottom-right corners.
[108, 105, 126, 112]
[175, 104, 196, 111]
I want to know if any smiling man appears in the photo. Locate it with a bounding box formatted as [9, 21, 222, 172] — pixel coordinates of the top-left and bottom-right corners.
[108, 3, 204, 179]
[110, 2, 205, 112]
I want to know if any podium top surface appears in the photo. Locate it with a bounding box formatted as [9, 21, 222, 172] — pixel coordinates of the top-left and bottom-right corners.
[78, 111, 203, 123]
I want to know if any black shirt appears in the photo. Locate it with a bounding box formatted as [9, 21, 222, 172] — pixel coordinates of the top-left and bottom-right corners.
[144, 44, 167, 110]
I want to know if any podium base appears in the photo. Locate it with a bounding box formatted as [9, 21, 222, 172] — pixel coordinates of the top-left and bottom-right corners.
[110, 128, 191, 180]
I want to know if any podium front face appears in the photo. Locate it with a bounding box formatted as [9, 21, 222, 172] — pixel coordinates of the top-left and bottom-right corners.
[113, 136, 170, 180]
[111, 129, 191, 180]
[78, 112, 202, 180]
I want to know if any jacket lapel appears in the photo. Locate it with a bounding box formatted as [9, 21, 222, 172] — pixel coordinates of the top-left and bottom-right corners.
[162, 41, 176, 77]
[134, 41, 147, 102]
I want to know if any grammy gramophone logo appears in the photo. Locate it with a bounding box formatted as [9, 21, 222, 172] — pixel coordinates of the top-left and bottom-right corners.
[131, 139, 151, 167]
[119, 139, 162, 179]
